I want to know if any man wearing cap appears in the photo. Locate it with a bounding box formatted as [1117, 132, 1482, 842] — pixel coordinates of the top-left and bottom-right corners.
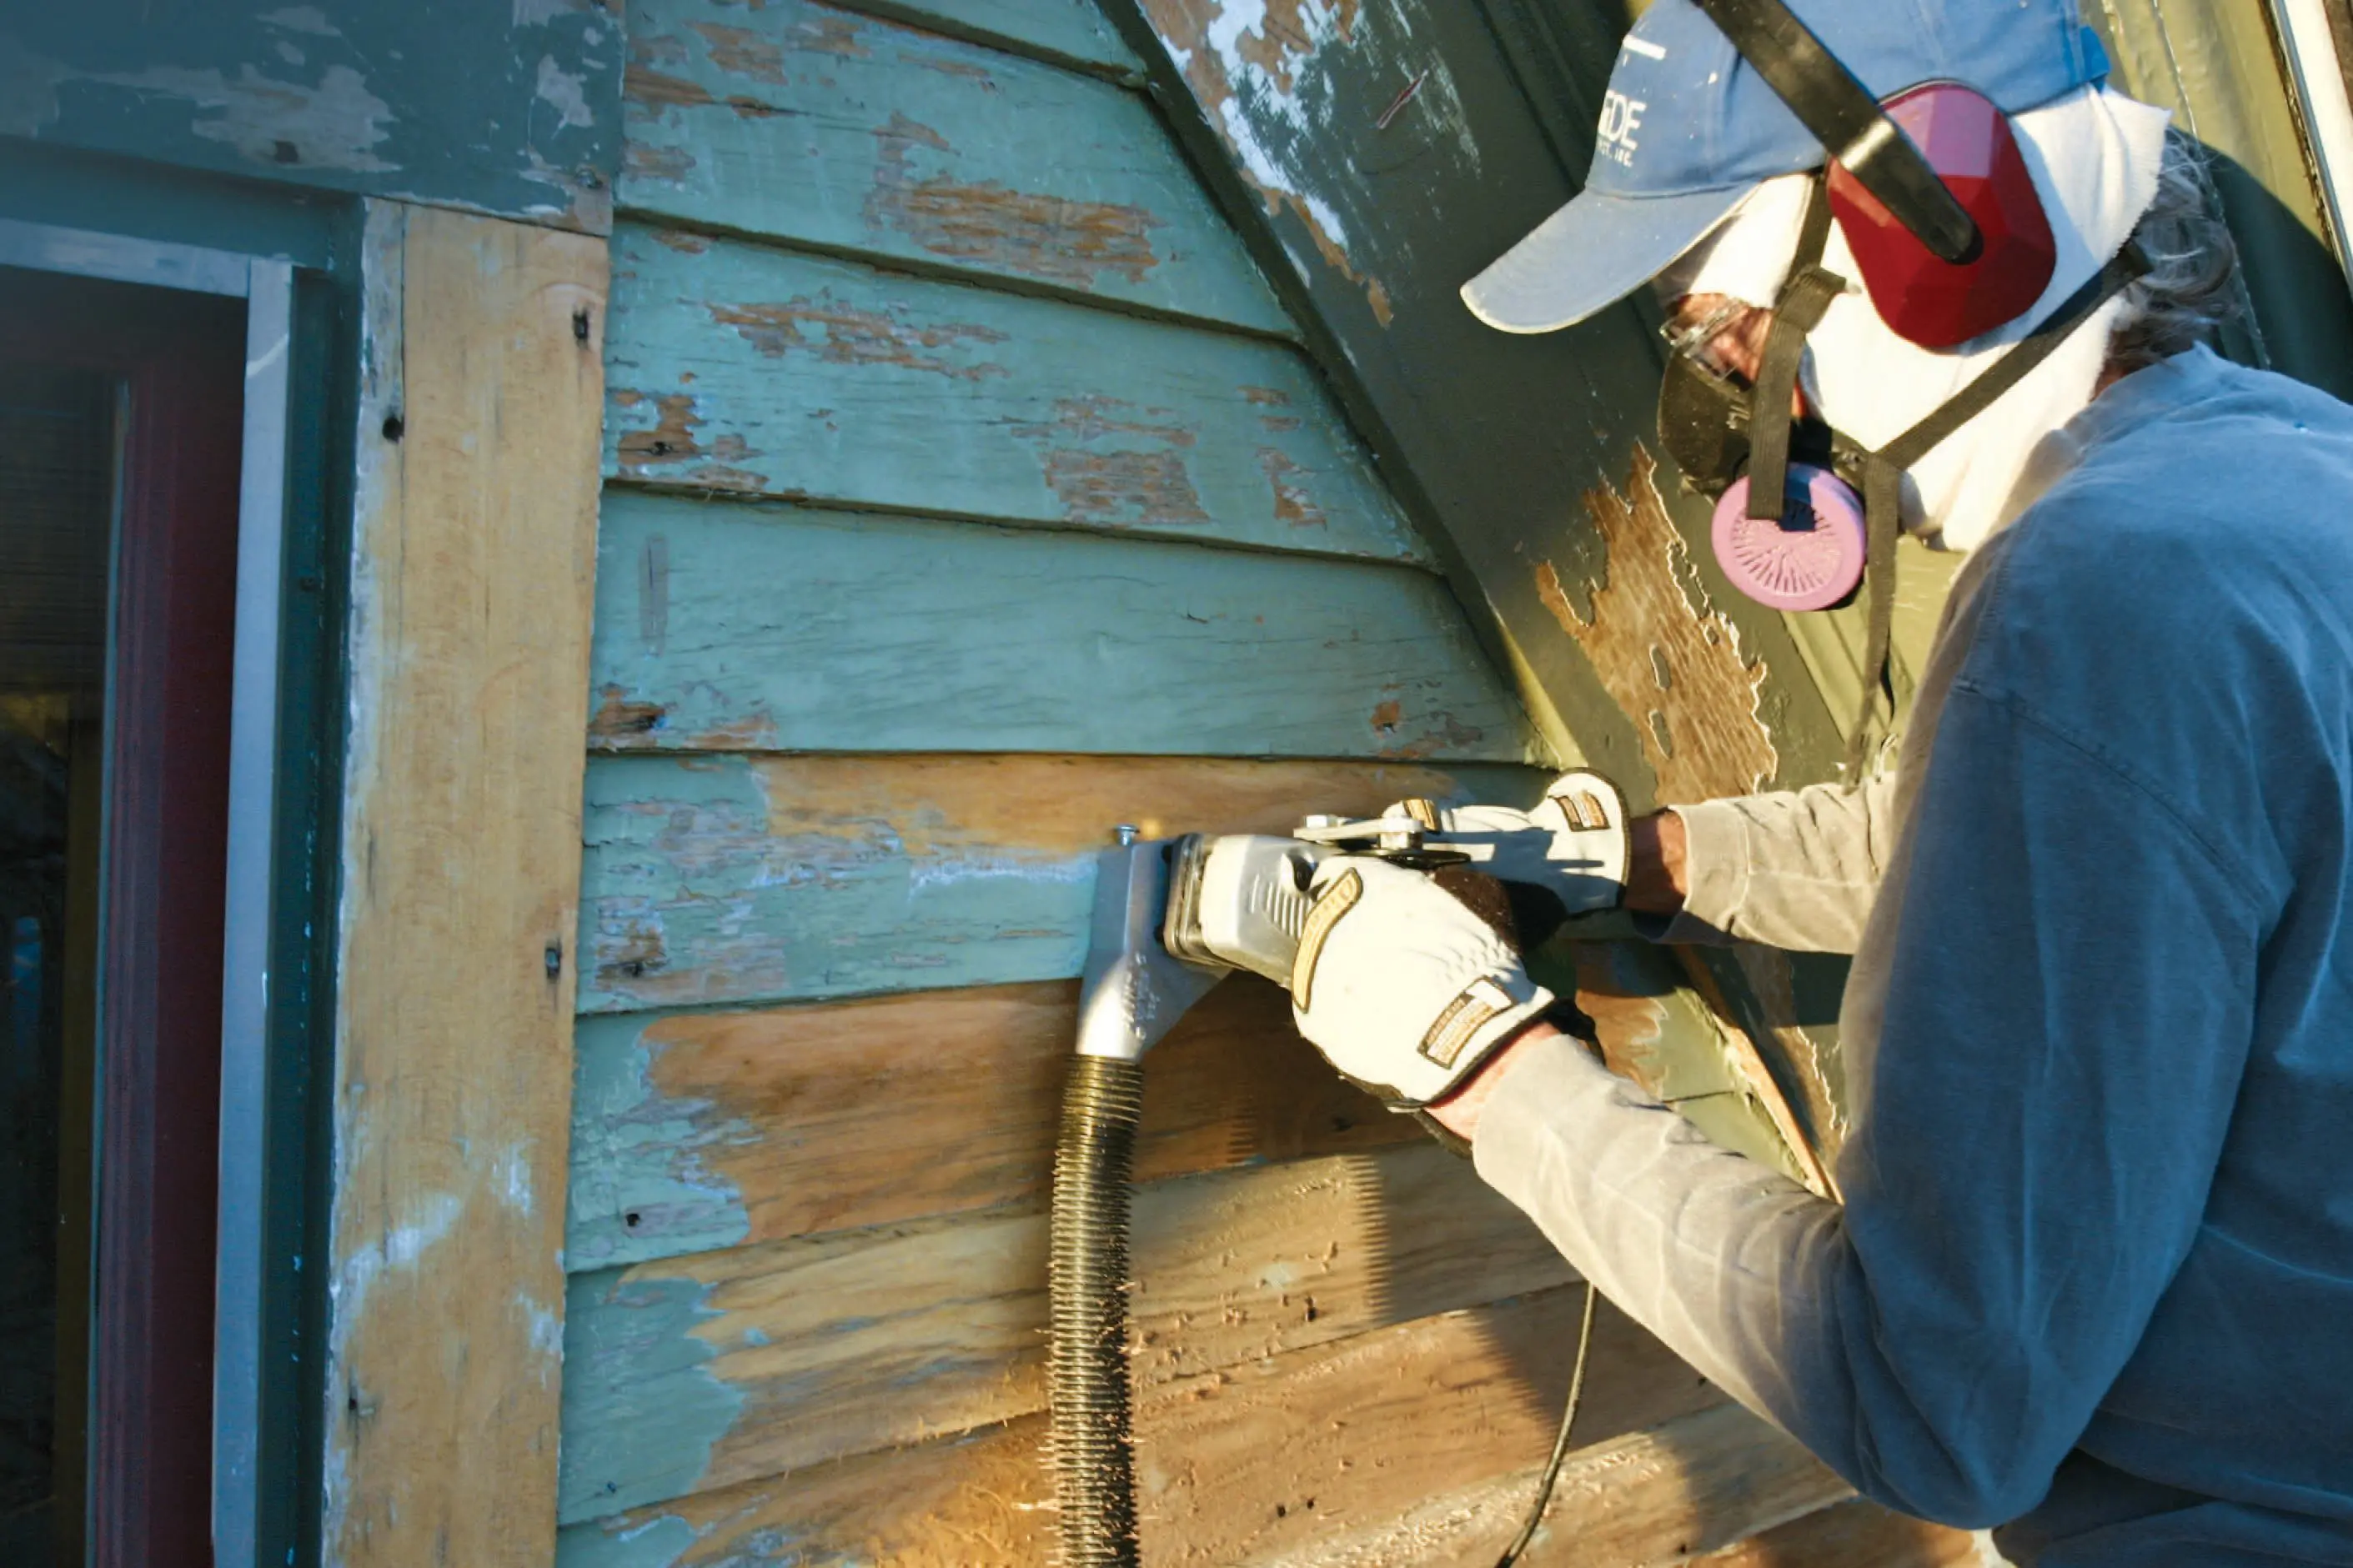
[1261, 1, 2353, 1562]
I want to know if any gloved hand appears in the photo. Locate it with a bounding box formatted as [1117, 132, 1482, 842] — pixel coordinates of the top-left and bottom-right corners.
[1387, 770, 1630, 924]
[1287, 854, 1556, 1109]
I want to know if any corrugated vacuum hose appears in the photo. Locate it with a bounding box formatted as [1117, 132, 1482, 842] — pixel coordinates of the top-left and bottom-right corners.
[1049, 1053, 1146, 1568]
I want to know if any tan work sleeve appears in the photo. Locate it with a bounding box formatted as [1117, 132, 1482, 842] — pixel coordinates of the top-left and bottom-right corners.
[1657, 770, 1898, 954]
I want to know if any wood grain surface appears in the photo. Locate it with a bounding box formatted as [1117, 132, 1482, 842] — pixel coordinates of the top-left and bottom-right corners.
[567, 977, 1421, 1270]
[822, 0, 1143, 74]
[578, 753, 1542, 1013]
[556, 1140, 1578, 1518]
[602, 226, 1417, 556]
[584, 495, 1527, 759]
[323, 203, 605, 1567]
[621, 0, 1280, 329]
[554, 1284, 1723, 1561]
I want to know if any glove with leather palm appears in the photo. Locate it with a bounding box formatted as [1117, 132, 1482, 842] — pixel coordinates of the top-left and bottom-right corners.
[1287, 854, 1555, 1110]
[1385, 770, 1630, 933]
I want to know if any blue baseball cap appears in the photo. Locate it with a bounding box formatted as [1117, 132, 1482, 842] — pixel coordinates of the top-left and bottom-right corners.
[1462, 0, 2111, 333]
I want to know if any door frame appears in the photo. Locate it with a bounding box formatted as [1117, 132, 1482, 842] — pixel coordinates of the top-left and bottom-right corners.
[0, 217, 293, 1566]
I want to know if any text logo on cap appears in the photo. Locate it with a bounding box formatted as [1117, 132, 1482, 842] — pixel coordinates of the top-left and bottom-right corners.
[1598, 90, 1648, 166]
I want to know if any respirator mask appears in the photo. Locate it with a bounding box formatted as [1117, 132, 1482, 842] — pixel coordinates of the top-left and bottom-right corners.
[1633, 35, 2155, 768]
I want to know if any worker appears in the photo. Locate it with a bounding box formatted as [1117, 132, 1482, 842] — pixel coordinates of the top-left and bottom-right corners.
[1273, 1, 2353, 1562]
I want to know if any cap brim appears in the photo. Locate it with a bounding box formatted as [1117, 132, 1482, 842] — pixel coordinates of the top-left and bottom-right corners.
[1461, 183, 1758, 334]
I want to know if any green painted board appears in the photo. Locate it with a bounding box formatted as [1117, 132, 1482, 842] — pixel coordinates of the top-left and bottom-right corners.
[587, 492, 1524, 759]
[824, 0, 1141, 73]
[620, 0, 1281, 331]
[2, 0, 621, 231]
[603, 224, 1417, 558]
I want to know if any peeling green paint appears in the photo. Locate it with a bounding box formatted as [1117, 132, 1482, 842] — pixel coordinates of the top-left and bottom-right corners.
[2, 0, 624, 230]
[568, 1016, 755, 1272]
[560, 1270, 748, 1521]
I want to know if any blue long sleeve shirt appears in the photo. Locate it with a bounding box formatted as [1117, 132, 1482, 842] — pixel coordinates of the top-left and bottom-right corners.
[1473, 347, 2353, 1564]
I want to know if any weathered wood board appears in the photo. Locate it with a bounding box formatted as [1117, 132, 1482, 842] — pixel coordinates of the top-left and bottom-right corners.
[325, 204, 606, 1566]
[621, 0, 1284, 331]
[579, 754, 1542, 1013]
[553, 1285, 1724, 1564]
[1702, 1500, 1990, 1567]
[1277, 1400, 1852, 1567]
[821, 0, 1142, 74]
[557, 1140, 1576, 1518]
[1, 2, 622, 231]
[567, 926, 1808, 1276]
[584, 496, 1530, 760]
[601, 226, 1421, 556]
[567, 978, 1420, 1270]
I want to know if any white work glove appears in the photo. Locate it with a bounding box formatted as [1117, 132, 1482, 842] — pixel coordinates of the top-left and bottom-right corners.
[1387, 769, 1630, 919]
[1287, 854, 1557, 1109]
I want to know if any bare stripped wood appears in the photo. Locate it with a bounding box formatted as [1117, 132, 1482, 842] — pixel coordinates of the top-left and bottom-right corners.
[554, 1287, 1723, 1562]
[579, 752, 1541, 1012]
[622, 0, 1280, 329]
[822, 0, 1142, 73]
[1263, 1400, 1849, 1567]
[567, 977, 1418, 1270]
[324, 203, 605, 1565]
[556, 1141, 1577, 1520]
[600, 226, 1424, 559]
[1693, 1499, 1991, 1566]
[570, 929, 1814, 1274]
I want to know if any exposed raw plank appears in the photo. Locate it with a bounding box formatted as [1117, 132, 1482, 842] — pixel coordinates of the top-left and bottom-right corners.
[1262, 1400, 1850, 1567]
[554, 1286, 1723, 1561]
[824, 0, 1143, 73]
[556, 1141, 1577, 1520]
[324, 204, 605, 1566]
[601, 228, 1424, 559]
[622, 0, 1281, 330]
[579, 753, 1542, 1013]
[567, 977, 1419, 1270]
[1693, 1499, 1991, 1567]
[570, 930, 1806, 1274]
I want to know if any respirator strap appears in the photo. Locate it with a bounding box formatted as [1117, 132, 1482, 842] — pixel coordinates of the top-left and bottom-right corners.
[1842, 239, 2155, 775]
[1746, 179, 1846, 522]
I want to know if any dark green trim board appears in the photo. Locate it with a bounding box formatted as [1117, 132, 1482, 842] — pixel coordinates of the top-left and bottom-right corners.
[257, 257, 360, 1568]
[1, 0, 623, 232]
[1097, 0, 1848, 799]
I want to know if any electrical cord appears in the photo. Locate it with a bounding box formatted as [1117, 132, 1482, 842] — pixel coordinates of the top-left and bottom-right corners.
[1493, 1279, 1601, 1568]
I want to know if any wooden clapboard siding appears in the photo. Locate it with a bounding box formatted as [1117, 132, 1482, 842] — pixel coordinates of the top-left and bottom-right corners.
[327, 205, 605, 1565]
[553, 1285, 1724, 1565]
[585, 495, 1528, 759]
[823, 0, 1144, 74]
[601, 227, 1420, 558]
[567, 934, 1805, 1275]
[1282, 1401, 1853, 1567]
[566, 978, 1420, 1271]
[1698, 1502, 1990, 1567]
[557, 1140, 1577, 1518]
[621, 0, 1283, 332]
[578, 754, 1541, 1013]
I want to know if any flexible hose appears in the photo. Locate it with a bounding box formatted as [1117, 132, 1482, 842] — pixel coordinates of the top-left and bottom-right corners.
[1049, 1054, 1146, 1568]
[1494, 1280, 1601, 1567]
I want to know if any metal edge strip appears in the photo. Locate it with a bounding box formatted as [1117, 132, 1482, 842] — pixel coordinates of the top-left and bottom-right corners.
[212, 257, 294, 1567]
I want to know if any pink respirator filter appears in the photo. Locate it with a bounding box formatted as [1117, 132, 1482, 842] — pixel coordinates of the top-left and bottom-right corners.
[1710, 464, 1868, 613]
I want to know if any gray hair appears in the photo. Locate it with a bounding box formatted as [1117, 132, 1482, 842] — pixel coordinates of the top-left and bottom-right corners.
[2105, 128, 2245, 374]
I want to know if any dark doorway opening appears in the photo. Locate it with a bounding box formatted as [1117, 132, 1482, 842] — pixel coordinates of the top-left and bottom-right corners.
[1, 266, 247, 1568]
